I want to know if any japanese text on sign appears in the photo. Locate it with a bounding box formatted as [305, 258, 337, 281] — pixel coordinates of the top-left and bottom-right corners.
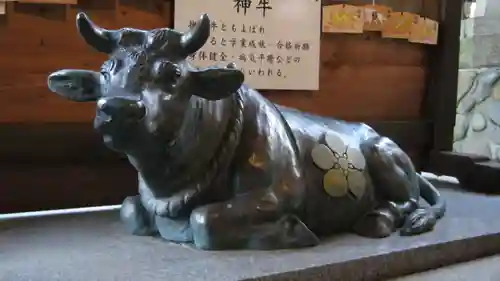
[175, 0, 321, 90]
[233, 0, 273, 17]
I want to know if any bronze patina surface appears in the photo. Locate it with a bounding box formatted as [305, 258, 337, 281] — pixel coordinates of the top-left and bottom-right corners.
[47, 12, 446, 250]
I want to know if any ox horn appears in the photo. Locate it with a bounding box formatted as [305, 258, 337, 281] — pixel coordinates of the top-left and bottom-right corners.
[180, 13, 210, 57]
[76, 12, 120, 54]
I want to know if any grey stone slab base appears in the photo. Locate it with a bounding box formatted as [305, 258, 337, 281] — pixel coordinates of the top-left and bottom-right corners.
[1, 188, 500, 281]
[389, 255, 500, 281]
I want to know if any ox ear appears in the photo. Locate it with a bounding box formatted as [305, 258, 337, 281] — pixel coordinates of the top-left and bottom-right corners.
[181, 66, 244, 101]
[47, 69, 102, 102]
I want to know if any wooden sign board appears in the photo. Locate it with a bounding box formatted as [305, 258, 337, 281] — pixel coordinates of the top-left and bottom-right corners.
[363, 4, 391, 32]
[322, 5, 334, 33]
[382, 11, 419, 39]
[174, 0, 321, 90]
[409, 17, 439, 45]
[323, 4, 364, 34]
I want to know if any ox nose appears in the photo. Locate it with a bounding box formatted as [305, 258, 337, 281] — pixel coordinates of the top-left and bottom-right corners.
[97, 98, 146, 121]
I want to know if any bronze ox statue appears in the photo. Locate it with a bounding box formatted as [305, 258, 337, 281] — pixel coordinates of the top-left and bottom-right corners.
[47, 12, 446, 250]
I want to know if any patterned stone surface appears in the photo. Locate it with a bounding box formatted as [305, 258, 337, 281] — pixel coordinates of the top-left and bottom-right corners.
[456, 13, 500, 159]
[484, 0, 500, 17]
[459, 13, 500, 69]
[462, 17, 500, 38]
[454, 67, 500, 160]
[459, 34, 500, 69]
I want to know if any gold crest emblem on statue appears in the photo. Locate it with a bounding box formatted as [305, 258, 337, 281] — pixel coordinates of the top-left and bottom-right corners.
[311, 132, 367, 199]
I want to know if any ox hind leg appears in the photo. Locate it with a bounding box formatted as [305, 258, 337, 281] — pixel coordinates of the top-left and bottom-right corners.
[189, 186, 320, 250]
[353, 136, 421, 238]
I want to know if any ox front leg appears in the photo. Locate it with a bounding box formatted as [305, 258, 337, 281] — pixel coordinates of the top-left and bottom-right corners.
[190, 151, 319, 250]
[120, 195, 158, 236]
[190, 188, 319, 250]
[136, 177, 194, 243]
[121, 195, 194, 242]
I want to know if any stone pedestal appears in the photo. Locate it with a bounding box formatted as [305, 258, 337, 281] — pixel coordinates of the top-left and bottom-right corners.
[2, 188, 500, 281]
[391, 255, 500, 281]
[455, 3, 500, 160]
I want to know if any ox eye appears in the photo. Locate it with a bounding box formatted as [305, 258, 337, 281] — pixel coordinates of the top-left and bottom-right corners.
[173, 68, 181, 78]
[153, 61, 181, 82]
[167, 65, 181, 81]
[101, 72, 111, 81]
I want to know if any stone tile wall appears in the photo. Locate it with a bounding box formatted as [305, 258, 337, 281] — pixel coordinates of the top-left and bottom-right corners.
[454, 5, 500, 160]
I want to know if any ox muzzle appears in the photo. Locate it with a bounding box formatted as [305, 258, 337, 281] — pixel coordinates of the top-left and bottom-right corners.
[94, 97, 146, 130]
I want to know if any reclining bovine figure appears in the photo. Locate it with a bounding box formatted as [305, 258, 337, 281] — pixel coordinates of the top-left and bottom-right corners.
[47, 12, 446, 250]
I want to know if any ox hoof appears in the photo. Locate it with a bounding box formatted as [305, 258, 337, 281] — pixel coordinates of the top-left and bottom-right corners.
[400, 208, 437, 236]
[277, 215, 320, 248]
[120, 196, 154, 236]
[155, 216, 193, 243]
[353, 210, 395, 238]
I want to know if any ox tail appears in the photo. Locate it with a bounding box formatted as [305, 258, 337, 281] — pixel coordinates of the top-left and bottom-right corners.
[400, 173, 446, 236]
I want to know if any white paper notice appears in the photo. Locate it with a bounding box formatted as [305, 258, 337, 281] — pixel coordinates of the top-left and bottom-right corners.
[174, 0, 321, 90]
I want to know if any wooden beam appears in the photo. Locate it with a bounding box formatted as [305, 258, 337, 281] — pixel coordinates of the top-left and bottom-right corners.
[423, 0, 463, 153]
[0, 0, 15, 15]
[16, 0, 77, 4]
